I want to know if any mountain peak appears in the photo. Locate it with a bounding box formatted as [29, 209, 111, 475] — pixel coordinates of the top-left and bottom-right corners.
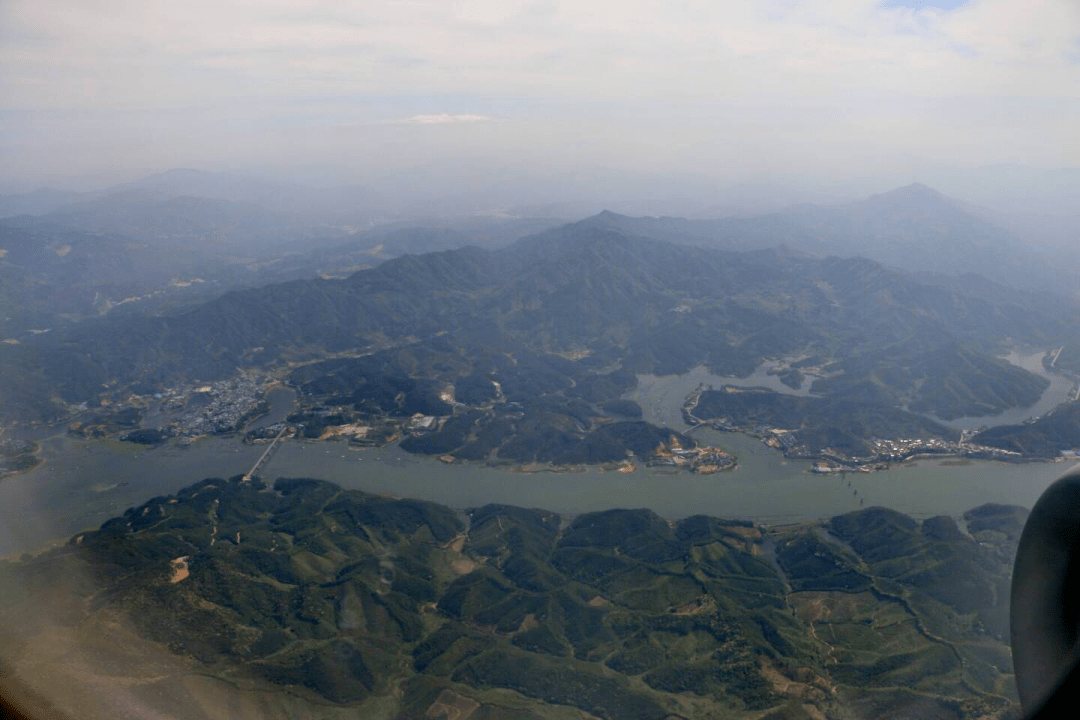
[861, 182, 962, 212]
[590, 209, 630, 222]
[884, 182, 944, 199]
[564, 210, 637, 234]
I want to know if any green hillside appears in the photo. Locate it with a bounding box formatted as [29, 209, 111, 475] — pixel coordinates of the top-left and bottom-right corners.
[0, 476, 1024, 719]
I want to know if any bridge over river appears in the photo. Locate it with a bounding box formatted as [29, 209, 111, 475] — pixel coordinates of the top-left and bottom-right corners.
[242, 425, 289, 481]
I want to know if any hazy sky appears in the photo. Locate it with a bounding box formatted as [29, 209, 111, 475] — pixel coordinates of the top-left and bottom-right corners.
[1, 0, 1078, 189]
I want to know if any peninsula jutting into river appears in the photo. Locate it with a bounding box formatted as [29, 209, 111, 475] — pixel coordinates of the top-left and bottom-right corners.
[2, 361, 1074, 564]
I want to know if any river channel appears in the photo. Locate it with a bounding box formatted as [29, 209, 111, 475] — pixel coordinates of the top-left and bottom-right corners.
[1, 363, 1073, 559]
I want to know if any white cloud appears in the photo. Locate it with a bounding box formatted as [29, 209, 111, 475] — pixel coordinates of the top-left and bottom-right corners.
[394, 114, 494, 125]
[0, 0, 1077, 184]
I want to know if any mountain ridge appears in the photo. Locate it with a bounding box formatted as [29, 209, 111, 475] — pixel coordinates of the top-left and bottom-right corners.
[0, 475, 1026, 719]
[574, 183, 1065, 293]
[3, 222, 1069, 449]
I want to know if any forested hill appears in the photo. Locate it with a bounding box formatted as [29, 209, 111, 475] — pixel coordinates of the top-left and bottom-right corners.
[0, 476, 1027, 719]
[1, 219, 1073, 424]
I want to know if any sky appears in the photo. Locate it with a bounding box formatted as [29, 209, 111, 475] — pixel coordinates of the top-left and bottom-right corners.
[1, 0, 1078, 191]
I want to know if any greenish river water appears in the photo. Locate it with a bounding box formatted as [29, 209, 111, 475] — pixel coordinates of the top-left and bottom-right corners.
[1, 367, 1072, 560]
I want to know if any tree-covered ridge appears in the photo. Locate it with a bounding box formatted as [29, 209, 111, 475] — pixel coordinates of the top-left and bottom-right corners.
[282, 336, 715, 469]
[0, 476, 1023, 719]
[972, 401, 1080, 458]
[4, 220, 1070, 431]
[691, 385, 961, 458]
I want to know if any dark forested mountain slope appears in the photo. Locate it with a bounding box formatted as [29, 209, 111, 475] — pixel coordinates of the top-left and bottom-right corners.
[973, 401, 1080, 457]
[2, 221, 1072, 434]
[0, 476, 1024, 720]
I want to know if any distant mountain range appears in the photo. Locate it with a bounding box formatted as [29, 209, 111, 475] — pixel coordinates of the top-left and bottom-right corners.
[0, 172, 562, 338]
[576, 183, 1074, 294]
[2, 171, 1077, 467]
[1, 168, 1074, 344]
[3, 217, 1073, 446]
[914, 163, 1080, 216]
[0, 168, 379, 226]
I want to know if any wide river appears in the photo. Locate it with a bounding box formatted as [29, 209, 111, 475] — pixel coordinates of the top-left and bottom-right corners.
[1, 361, 1073, 559]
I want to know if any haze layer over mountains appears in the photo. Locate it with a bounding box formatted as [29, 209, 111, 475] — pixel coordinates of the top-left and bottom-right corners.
[2, 167, 1079, 468]
[1, 166, 1076, 343]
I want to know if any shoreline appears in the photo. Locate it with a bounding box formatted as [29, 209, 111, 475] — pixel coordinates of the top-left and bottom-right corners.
[798, 447, 1049, 475]
[1, 430, 1069, 562]
[1, 465, 1032, 565]
[0, 455, 45, 485]
[9, 419, 1065, 486]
